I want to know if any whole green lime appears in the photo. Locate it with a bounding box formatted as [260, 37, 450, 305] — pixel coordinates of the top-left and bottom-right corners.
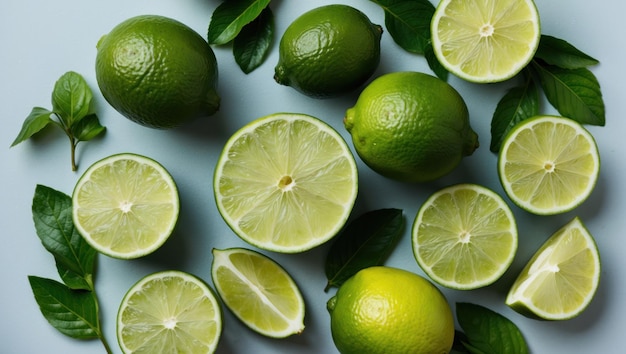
[345, 71, 479, 182]
[274, 5, 382, 98]
[327, 266, 455, 354]
[95, 15, 220, 129]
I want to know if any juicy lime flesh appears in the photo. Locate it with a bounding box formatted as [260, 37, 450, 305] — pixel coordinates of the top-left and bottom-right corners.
[506, 217, 600, 319]
[212, 248, 304, 337]
[73, 155, 178, 258]
[499, 117, 599, 215]
[118, 271, 221, 353]
[413, 184, 517, 289]
[432, 0, 540, 82]
[215, 114, 358, 252]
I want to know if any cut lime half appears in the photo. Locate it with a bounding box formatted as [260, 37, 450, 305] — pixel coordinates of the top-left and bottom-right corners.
[211, 248, 305, 338]
[412, 184, 517, 290]
[506, 217, 601, 320]
[498, 116, 600, 215]
[213, 113, 358, 253]
[431, 0, 541, 83]
[117, 270, 222, 353]
[72, 153, 179, 259]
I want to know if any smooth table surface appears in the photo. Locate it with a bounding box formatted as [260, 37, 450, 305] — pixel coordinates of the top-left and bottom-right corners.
[1, 0, 624, 353]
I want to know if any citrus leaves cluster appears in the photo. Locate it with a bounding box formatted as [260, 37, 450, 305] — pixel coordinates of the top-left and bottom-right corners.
[208, 0, 274, 74]
[11, 72, 105, 171]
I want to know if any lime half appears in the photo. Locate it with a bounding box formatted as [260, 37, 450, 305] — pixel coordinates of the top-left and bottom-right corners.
[72, 153, 179, 259]
[211, 248, 305, 338]
[498, 116, 600, 215]
[213, 113, 358, 253]
[431, 0, 541, 83]
[506, 217, 601, 320]
[412, 184, 517, 290]
[117, 270, 222, 353]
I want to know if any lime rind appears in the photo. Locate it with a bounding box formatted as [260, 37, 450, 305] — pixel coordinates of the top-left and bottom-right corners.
[431, 0, 541, 83]
[412, 183, 517, 290]
[213, 113, 358, 253]
[72, 153, 180, 259]
[506, 217, 601, 320]
[211, 248, 305, 338]
[498, 116, 600, 215]
[117, 270, 223, 354]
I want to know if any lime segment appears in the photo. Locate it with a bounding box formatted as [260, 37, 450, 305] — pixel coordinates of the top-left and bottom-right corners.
[498, 116, 600, 215]
[214, 113, 358, 253]
[431, 0, 541, 83]
[72, 153, 179, 259]
[506, 217, 601, 320]
[211, 248, 305, 338]
[117, 270, 222, 353]
[412, 184, 517, 289]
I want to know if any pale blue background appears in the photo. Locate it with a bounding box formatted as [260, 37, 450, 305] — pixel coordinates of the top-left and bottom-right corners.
[1, 1, 623, 353]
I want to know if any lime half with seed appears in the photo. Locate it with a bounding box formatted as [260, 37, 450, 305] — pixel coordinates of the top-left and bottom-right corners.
[72, 153, 179, 259]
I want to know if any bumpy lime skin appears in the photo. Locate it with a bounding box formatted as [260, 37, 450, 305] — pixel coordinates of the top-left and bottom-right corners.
[274, 5, 383, 99]
[345, 72, 479, 182]
[95, 15, 220, 129]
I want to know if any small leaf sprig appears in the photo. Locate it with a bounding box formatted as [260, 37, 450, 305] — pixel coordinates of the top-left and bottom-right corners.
[11, 71, 105, 171]
[208, 0, 274, 74]
[324, 208, 404, 291]
[28, 185, 112, 353]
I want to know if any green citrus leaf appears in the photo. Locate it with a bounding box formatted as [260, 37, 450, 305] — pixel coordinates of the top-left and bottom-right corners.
[532, 61, 605, 126]
[490, 74, 540, 152]
[456, 303, 529, 354]
[71, 113, 106, 142]
[535, 35, 599, 69]
[424, 41, 449, 81]
[10, 107, 54, 147]
[324, 209, 404, 291]
[32, 185, 96, 291]
[51, 71, 93, 126]
[28, 276, 101, 339]
[233, 6, 274, 74]
[370, 0, 435, 54]
[208, 0, 271, 45]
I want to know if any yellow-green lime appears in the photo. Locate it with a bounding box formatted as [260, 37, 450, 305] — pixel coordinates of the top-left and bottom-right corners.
[96, 15, 220, 129]
[211, 248, 305, 338]
[274, 4, 382, 98]
[431, 0, 541, 83]
[506, 217, 601, 320]
[117, 270, 222, 353]
[327, 266, 454, 354]
[72, 153, 179, 259]
[498, 115, 600, 215]
[412, 184, 517, 290]
[344, 71, 479, 182]
[213, 113, 358, 253]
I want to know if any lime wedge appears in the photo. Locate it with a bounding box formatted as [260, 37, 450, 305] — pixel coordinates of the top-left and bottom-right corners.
[431, 0, 541, 83]
[412, 184, 517, 290]
[117, 270, 222, 353]
[211, 248, 305, 338]
[506, 217, 601, 320]
[72, 153, 179, 259]
[213, 113, 358, 253]
[498, 116, 600, 215]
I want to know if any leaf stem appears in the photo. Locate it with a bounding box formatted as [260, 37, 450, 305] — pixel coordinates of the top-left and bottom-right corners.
[92, 291, 114, 354]
[70, 136, 78, 172]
